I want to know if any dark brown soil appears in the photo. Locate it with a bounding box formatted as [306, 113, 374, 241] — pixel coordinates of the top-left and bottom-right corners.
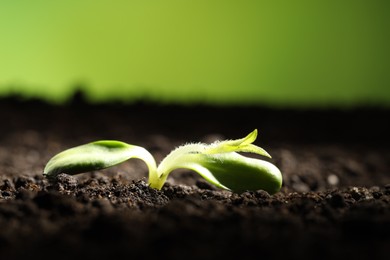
[0, 97, 389, 259]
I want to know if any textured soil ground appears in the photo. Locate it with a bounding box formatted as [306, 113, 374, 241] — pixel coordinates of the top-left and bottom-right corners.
[0, 97, 389, 259]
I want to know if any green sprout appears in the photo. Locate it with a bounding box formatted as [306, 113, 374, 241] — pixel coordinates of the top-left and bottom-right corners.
[43, 130, 282, 194]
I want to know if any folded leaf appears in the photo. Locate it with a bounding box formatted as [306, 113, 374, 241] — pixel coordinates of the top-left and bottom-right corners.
[155, 129, 282, 194]
[163, 152, 282, 194]
[203, 129, 271, 157]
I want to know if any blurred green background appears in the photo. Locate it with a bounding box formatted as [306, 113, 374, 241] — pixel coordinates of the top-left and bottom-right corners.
[1, 0, 389, 106]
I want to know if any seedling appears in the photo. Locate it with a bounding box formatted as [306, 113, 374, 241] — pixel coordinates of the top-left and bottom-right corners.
[43, 130, 282, 194]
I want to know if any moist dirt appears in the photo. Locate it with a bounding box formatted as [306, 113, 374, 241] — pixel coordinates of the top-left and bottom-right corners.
[0, 98, 389, 259]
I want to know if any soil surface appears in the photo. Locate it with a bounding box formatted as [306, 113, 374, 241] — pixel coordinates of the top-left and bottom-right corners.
[0, 97, 389, 259]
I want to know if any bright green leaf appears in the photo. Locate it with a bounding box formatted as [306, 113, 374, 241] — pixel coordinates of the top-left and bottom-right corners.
[159, 152, 282, 194]
[44, 140, 157, 179]
[154, 130, 282, 194]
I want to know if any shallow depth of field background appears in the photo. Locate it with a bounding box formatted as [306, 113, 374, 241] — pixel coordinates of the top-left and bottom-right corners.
[1, 0, 389, 106]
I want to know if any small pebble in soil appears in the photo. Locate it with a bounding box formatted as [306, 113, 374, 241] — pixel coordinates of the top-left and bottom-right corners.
[327, 174, 339, 186]
[327, 192, 347, 208]
[51, 173, 78, 191]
